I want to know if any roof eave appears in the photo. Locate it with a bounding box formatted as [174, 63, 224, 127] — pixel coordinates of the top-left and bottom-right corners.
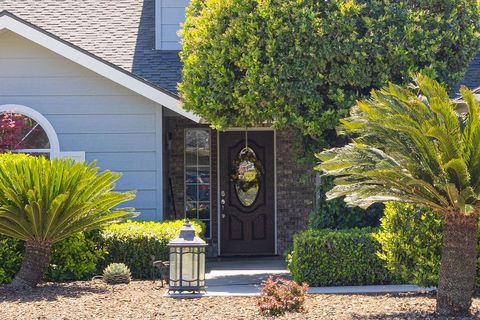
[0, 10, 200, 123]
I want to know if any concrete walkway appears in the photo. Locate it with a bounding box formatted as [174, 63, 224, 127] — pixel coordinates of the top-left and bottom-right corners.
[205, 257, 290, 296]
[203, 257, 434, 296]
[167, 257, 434, 297]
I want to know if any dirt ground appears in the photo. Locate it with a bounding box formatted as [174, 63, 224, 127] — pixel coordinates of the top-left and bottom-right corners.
[1, 280, 479, 320]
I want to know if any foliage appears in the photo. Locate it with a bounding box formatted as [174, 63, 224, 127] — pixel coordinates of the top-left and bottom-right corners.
[317, 74, 480, 214]
[310, 176, 383, 229]
[46, 231, 107, 282]
[103, 263, 132, 285]
[0, 236, 23, 283]
[288, 228, 396, 286]
[0, 153, 137, 243]
[0, 220, 202, 284]
[257, 277, 308, 317]
[1, 232, 107, 284]
[180, 0, 479, 144]
[100, 220, 205, 278]
[316, 74, 480, 315]
[374, 202, 480, 288]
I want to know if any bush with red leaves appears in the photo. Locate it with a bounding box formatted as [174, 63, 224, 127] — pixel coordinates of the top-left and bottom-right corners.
[257, 276, 308, 317]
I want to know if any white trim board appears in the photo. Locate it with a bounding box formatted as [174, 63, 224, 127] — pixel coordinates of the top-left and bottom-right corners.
[0, 11, 200, 123]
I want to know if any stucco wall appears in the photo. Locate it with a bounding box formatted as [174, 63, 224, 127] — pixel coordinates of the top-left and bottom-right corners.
[0, 30, 164, 220]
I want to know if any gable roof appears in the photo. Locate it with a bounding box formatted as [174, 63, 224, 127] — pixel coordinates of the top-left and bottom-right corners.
[453, 52, 480, 96]
[0, 4, 199, 121]
[0, 0, 184, 93]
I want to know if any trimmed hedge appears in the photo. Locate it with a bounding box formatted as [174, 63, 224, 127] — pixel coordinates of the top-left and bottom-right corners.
[0, 219, 204, 283]
[0, 232, 105, 283]
[288, 228, 397, 286]
[0, 236, 23, 283]
[100, 220, 204, 278]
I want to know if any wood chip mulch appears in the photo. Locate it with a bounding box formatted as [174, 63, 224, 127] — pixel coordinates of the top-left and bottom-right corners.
[0, 281, 479, 320]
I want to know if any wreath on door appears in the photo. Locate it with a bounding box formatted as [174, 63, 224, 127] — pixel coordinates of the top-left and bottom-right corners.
[230, 147, 264, 192]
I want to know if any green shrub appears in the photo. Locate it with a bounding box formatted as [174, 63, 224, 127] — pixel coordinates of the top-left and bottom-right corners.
[257, 277, 308, 317]
[0, 236, 23, 283]
[373, 202, 480, 288]
[100, 219, 204, 278]
[0, 232, 106, 284]
[46, 231, 107, 282]
[288, 228, 396, 286]
[0, 219, 204, 283]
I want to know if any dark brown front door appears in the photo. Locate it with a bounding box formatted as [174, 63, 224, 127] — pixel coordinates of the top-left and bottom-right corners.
[219, 131, 275, 255]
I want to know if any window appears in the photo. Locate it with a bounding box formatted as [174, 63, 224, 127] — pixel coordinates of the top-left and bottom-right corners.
[232, 147, 263, 207]
[185, 128, 211, 238]
[0, 105, 60, 159]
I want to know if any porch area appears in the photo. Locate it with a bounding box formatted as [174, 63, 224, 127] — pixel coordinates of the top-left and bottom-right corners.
[205, 257, 290, 296]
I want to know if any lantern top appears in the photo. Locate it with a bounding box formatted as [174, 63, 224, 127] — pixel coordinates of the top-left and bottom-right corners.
[168, 220, 207, 247]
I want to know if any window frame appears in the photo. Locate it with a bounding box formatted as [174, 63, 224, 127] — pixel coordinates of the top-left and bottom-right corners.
[184, 128, 212, 239]
[0, 104, 60, 159]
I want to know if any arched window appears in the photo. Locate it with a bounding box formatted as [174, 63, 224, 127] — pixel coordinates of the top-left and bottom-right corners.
[0, 104, 60, 159]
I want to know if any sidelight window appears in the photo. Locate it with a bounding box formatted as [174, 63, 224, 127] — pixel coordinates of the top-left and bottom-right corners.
[184, 128, 211, 238]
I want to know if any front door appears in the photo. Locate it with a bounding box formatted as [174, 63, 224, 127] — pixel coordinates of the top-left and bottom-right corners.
[219, 131, 275, 255]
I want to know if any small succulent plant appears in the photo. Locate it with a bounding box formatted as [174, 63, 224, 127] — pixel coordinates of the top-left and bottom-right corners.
[103, 263, 131, 285]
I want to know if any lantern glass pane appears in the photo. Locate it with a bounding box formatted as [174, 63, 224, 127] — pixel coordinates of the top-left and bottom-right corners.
[199, 249, 205, 286]
[181, 248, 197, 286]
[169, 248, 180, 287]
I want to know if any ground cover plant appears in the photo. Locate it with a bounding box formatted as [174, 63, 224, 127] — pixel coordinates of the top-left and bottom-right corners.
[317, 74, 480, 316]
[0, 154, 136, 288]
[257, 277, 308, 317]
[102, 263, 131, 285]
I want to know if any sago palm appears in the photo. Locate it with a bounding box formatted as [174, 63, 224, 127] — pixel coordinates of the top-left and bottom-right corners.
[0, 154, 136, 288]
[316, 74, 480, 316]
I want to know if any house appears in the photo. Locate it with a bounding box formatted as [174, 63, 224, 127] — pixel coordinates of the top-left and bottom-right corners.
[0, 1, 315, 256]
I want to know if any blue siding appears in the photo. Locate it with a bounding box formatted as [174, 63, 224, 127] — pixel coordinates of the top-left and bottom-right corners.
[0, 30, 164, 220]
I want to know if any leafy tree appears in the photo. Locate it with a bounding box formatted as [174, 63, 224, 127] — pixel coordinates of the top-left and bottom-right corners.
[316, 74, 480, 316]
[0, 154, 136, 288]
[180, 0, 479, 146]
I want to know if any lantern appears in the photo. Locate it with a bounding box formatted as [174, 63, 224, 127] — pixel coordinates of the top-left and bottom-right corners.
[168, 220, 207, 294]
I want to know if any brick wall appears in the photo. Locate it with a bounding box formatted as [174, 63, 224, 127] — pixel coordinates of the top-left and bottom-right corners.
[165, 118, 314, 256]
[275, 130, 315, 254]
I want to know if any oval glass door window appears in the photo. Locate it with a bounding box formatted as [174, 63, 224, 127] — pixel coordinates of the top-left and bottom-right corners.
[232, 147, 263, 207]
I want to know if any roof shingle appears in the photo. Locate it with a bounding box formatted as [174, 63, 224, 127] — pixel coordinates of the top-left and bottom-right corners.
[0, 0, 182, 94]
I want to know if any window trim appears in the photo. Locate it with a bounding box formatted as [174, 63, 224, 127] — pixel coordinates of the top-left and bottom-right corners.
[0, 104, 60, 159]
[184, 128, 212, 239]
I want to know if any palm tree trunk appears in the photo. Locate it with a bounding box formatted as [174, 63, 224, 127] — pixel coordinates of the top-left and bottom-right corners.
[436, 213, 478, 316]
[10, 240, 52, 289]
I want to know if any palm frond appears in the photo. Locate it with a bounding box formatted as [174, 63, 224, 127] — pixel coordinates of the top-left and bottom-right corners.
[317, 74, 480, 216]
[0, 154, 138, 243]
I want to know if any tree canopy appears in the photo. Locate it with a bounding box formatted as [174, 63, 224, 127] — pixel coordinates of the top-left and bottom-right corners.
[180, 0, 479, 146]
